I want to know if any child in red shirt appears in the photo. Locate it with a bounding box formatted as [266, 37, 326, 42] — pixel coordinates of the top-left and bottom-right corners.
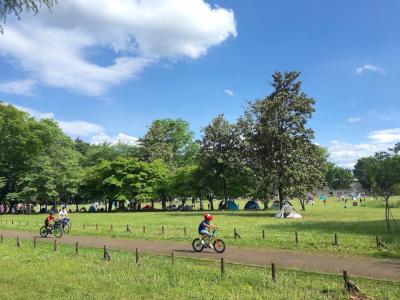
[44, 212, 55, 228]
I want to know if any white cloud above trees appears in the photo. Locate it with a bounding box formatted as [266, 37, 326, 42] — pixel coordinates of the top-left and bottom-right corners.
[0, 0, 237, 96]
[328, 128, 400, 168]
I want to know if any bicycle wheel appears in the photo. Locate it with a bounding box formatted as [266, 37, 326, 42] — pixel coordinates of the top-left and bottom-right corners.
[192, 238, 205, 252]
[53, 225, 63, 238]
[40, 226, 49, 238]
[62, 223, 70, 233]
[213, 239, 225, 253]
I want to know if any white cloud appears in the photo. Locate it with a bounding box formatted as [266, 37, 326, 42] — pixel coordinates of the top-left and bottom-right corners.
[10, 104, 139, 143]
[58, 121, 104, 137]
[0, 0, 237, 96]
[0, 79, 36, 96]
[328, 128, 400, 168]
[224, 89, 235, 96]
[368, 128, 400, 144]
[91, 133, 138, 146]
[356, 64, 385, 75]
[347, 116, 361, 123]
[12, 104, 54, 119]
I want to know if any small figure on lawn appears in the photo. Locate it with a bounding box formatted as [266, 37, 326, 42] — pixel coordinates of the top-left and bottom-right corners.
[198, 213, 217, 248]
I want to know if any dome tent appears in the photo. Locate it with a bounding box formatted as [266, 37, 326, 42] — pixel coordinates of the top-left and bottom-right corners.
[244, 200, 260, 210]
[275, 203, 302, 219]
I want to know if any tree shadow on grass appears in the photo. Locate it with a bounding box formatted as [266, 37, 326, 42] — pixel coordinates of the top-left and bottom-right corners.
[262, 219, 400, 239]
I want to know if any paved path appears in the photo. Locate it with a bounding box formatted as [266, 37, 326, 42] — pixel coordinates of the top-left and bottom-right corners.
[1, 230, 399, 281]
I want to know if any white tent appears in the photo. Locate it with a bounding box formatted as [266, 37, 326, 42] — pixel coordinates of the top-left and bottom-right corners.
[275, 204, 302, 219]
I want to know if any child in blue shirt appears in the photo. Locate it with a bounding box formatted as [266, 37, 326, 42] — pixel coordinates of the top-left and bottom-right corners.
[198, 213, 217, 248]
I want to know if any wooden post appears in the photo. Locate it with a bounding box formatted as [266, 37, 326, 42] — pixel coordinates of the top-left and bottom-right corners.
[171, 251, 175, 266]
[12, 219, 14, 225]
[96, 224, 98, 231]
[17, 236, 20, 247]
[143, 226, 145, 234]
[262, 229, 265, 240]
[135, 248, 139, 264]
[220, 258, 225, 276]
[295, 231, 298, 244]
[162, 226, 165, 235]
[376, 236, 379, 248]
[33, 237, 36, 248]
[75, 242, 79, 255]
[110, 224, 113, 231]
[1, 234, 3, 243]
[126, 224, 132, 233]
[271, 263, 276, 282]
[343, 270, 350, 291]
[334, 233, 338, 246]
[183, 227, 187, 236]
[233, 228, 241, 239]
[103, 245, 111, 261]
[53, 239, 57, 252]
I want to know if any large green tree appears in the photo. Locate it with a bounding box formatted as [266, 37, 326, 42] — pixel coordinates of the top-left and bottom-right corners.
[325, 163, 353, 190]
[238, 71, 326, 208]
[140, 119, 199, 168]
[0, 103, 43, 205]
[355, 151, 400, 230]
[198, 115, 250, 205]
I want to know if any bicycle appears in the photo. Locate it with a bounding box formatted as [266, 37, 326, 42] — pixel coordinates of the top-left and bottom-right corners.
[39, 220, 63, 238]
[60, 218, 70, 233]
[192, 228, 226, 253]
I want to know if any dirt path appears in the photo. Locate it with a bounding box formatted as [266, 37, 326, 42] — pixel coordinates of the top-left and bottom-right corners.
[1, 230, 399, 281]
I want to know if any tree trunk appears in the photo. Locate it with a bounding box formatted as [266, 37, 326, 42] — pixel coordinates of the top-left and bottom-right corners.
[108, 200, 113, 212]
[278, 188, 284, 209]
[300, 198, 306, 211]
[151, 199, 155, 209]
[262, 198, 269, 210]
[75, 203, 79, 212]
[206, 195, 214, 210]
[223, 177, 228, 204]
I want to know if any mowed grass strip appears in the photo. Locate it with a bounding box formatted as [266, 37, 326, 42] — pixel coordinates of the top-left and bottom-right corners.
[0, 238, 399, 300]
[1, 198, 399, 258]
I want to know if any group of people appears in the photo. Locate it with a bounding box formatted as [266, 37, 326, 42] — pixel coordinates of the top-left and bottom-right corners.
[44, 207, 70, 229]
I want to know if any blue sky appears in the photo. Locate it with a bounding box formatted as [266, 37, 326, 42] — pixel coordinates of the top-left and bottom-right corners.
[1, 0, 399, 167]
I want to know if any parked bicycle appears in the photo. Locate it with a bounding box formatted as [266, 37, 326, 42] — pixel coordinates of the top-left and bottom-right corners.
[192, 229, 226, 253]
[39, 220, 63, 238]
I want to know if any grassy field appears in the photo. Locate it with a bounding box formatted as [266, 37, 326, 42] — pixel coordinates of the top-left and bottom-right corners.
[0, 238, 399, 300]
[1, 197, 399, 258]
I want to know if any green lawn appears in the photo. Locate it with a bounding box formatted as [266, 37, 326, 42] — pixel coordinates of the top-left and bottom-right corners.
[1, 197, 399, 258]
[0, 238, 398, 300]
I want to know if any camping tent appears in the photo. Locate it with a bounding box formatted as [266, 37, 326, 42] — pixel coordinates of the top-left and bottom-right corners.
[88, 204, 97, 213]
[226, 200, 239, 210]
[275, 203, 302, 219]
[271, 199, 293, 210]
[244, 200, 260, 210]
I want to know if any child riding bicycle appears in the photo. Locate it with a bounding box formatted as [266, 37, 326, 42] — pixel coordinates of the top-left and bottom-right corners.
[44, 211, 56, 229]
[198, 213, 217, 248]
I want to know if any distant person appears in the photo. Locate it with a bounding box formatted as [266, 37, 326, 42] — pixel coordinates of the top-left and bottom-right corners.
[198, 213, 217, 248]
[59, 207, 69, 223]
